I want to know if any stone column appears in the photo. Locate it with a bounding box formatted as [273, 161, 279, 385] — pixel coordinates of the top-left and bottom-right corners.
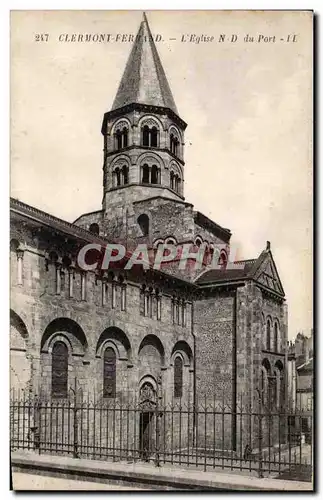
[16, 249, 24, 286]
[55, 262, 62, 295]
[68, 267, 74, 298]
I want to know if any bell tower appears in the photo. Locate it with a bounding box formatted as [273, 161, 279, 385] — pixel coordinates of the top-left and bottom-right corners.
[101, 13, 187, 229]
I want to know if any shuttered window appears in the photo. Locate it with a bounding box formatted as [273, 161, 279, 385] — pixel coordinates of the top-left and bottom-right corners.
[103, 347, 116, 398]
[52, 341, 68, 398]
[174, 356, 183, 398]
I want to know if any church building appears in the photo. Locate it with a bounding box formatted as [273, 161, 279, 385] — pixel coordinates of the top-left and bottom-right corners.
[10, 14, 288, 450]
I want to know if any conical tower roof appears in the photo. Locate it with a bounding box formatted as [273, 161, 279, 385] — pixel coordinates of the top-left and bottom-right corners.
[111, 13, 179, 115]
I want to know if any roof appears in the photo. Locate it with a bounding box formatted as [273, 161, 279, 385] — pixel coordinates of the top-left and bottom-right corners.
[194, 211, 231, 243]
[195, 246, 285, 298]
[10, 197, 196, 290]
[111, 13, 179, 115]
[196, 259, 258, 284]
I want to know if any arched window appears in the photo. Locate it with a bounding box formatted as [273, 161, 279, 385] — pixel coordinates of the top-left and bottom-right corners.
[170, 134, 179, 156]
[266, 319, 271, 351]
[115, 167, 121, 187]
[174, 356, 183, 398]
[122, 127, 128, 148]
[195, 237, 202, 248]
[137, 214, 149, 237]
[52, 341, 68, 398]
[170, 171, 174, 190]
[103, 347, 116, 398]
[142, 125, 150, 147]
[218, 251, 227, 269]
[89, 223, 99, 236]
[116, 129, 122, 150]
[174, 138, 179, 156]
[141, 164, 150, 184]
[151, 165, 159, 184]
[274, 322, 279, 352]
[122, 165, 129, 185]
[151, 127, 158, 147]
[141, 124, 159, 147]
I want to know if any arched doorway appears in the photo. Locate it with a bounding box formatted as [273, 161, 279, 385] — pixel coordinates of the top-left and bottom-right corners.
[139, 381, 156, 461]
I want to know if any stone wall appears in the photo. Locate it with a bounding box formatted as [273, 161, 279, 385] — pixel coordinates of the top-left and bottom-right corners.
[10, 223, 194, 407]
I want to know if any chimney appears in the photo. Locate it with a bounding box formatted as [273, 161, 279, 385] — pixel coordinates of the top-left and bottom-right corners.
[266, 241, 271, 251]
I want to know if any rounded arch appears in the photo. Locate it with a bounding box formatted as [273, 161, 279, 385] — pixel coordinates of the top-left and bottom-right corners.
[169, 124, 182, 141]
[41, 318, 88, 355]
[171, 340, 193, 367]
[138, 334, 165, 366]
[137, 213, 150, 236]
[138, 152, 164, 169]
[96, 326, 132, 361]
[139, 374, 158, 394]
[89, 223, 100, 235]
[194, 236, 203, 247]
[169, 160, 183, 178]
[153, 238, 165, 249]
[110, 117, 132, 136]
[110, 155, 131, 170]
[10, 309, 28, 340]
[47, 333, 73, 353]
[138, 114, 163, 131]
[165, 236, 177, 245]
[218, 250, 228, 268]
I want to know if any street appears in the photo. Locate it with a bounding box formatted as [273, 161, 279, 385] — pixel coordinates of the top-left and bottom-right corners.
[12, 473, 146, 490]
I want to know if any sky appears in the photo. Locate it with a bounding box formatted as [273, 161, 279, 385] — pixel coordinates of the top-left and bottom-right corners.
[10, 10, 313, 339]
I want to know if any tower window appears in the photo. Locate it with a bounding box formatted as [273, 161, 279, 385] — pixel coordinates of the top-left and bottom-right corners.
[141, 164, 150, 184]
[170, 171, 181, 193]
[115, 167, 121, 186]
[113, 165, 129, 187]
[116, 129, 122, 150]
[89, 223, 99, 235]
[52, 341, 68, 398]
[122, 165, 129, 185]
[151, 127, 158, 147]
[103, 347, 116, 398]
[115, 127, 128, 150]
[151, 165, 159, 184]
[170, 134, 179, 156]
[141, 124, 159, 147]
[137, 214, 149, 237]
[142, 125, 150, 147]
[122, 127, 128, 148]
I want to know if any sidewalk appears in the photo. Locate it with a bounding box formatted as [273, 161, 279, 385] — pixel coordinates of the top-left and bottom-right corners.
[11, 451, 313, 491]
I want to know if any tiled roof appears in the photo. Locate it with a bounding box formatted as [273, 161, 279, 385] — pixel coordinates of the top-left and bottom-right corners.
[111, 13, 179, 115]
[196, 259, 257, 284]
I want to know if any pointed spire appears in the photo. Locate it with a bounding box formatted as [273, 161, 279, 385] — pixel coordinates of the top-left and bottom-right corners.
[111, 12, 179, 115]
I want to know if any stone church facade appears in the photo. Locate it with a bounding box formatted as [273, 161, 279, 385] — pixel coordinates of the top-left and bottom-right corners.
[10, 14, 288, 449]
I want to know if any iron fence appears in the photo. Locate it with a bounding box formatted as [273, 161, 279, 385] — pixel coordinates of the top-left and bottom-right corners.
[10, 391, 313, 480]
